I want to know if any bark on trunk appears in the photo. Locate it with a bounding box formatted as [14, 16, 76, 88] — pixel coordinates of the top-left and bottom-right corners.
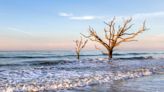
[108, 50, 113, 61]
[77, 53, 80, 60]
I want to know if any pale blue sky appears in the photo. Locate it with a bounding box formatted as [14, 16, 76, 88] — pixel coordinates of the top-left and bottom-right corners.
[0, 0, 164, 50]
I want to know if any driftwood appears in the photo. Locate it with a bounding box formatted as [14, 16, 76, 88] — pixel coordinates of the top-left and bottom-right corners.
[82, 17, 147, 60]
[74, 37, 88, 60]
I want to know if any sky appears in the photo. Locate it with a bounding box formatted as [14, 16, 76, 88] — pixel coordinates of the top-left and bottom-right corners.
[0, 0, 164, 51]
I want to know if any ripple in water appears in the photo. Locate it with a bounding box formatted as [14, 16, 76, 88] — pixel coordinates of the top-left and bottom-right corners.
[67, 74, 164, 92]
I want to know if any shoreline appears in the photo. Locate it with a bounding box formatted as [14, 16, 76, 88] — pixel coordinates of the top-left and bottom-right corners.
[2, 59, 164, 92]
[45, 67, 162, 91]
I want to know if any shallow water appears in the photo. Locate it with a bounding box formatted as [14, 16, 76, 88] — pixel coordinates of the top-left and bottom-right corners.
[0, 50, 164, 66]
[0, 51, 164, 91]
[67, 74, 164, 92]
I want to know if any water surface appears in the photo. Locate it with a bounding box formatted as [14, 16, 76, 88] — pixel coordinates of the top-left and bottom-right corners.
[0, 50, 163, 91]
[68, 74, 164, 92]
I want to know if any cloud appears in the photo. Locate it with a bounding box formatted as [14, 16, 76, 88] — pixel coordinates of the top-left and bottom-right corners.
[70, 16, 101, 20]
[7, 27, 33, 36]
[58, 12, 104, 20]
[58, 12, 73, 17]
[133, 11, 164, 18]
[70, 16, 105, 20]
[58, 11, 164, 21]
[114, 11, 164, 20]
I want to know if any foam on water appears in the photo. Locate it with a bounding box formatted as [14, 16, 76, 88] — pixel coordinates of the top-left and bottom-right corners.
[0, 58, 163, 92]
[66, 74, 164, 92]
[0, 51, 164, 91]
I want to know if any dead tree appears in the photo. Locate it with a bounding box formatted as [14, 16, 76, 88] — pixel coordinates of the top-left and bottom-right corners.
[82, 17, 147, 60]
[74, 37, 88, 60]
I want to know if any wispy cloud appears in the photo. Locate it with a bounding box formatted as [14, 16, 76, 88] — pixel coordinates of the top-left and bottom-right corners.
[70, 16, 95, 20]
[58, 11, 164, 21]
[58, 12, 104, 20]
[70, 16, 104, 20]
[133, 11, 164, 18]
[7, 27, 33, 36]
[114, 11, 164, 20]
[58, 12, 73, 17]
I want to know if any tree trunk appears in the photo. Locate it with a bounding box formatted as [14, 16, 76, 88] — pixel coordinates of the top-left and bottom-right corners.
[77, 52, 80, 60]
[108, 50, 113, 61]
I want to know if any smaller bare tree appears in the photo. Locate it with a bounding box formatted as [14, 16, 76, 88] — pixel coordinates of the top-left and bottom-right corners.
[74, 37, 88, 60]
[82, 17, 147, 61]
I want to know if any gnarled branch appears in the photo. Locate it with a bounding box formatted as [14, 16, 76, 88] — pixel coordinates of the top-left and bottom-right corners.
[74, 37, 88, 60]
[82, 17, 147, 60]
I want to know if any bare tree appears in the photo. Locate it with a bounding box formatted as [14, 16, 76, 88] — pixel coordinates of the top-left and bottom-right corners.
[74, 37, 88, 60]
[82, 17, 147, 61]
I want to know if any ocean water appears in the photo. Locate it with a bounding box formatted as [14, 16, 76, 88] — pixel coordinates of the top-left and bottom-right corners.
[0, 50, 164, 91]
[0, 50, 164, 66]
[68, 74, 164, 92]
